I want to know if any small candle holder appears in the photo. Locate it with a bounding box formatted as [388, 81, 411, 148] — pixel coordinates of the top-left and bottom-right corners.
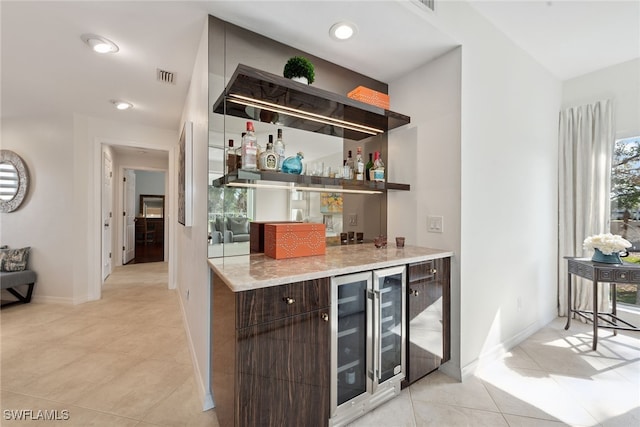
[373, 236, 387, 248]
[395, 237, 405, 248]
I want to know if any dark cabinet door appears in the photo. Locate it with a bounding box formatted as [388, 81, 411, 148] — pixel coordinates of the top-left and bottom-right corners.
[236, 309, 330, 427]
[405, 258, 450, 385]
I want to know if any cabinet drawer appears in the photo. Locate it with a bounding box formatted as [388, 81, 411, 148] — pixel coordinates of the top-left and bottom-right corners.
[408, 260, 437, 283]
[237, 278, 330, 328]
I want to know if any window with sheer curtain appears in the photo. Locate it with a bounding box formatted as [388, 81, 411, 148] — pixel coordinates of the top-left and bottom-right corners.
[558, 99, 614, 318]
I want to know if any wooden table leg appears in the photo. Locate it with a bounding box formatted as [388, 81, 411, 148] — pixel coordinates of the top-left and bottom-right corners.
[564, 272, 572, 330]
[592, 278, 598, 351]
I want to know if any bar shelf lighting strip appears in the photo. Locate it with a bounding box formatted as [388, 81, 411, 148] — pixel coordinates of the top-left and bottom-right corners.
[226, 181, 382, 195]
[227, 94, 384, 136]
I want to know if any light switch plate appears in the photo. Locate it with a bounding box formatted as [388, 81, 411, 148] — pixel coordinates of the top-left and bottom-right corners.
[427, 215, 443, 233]
[349, 213, 358, 226]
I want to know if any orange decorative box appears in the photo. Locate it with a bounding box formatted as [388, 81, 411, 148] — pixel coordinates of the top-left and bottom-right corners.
[347, 86, 390, 110]
[264, 223, 326, 259]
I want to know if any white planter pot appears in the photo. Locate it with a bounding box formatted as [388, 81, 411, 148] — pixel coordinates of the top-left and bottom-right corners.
[291, 76, 309, 85]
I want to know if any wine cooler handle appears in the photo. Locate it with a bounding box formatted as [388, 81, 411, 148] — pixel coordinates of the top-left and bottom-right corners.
[373, 289, 381, 381]
[283, 297, 295, 305]
[321, 312, 329, 322]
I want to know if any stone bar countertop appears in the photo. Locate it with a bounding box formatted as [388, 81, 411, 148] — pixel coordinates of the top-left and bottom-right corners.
[208, 244, 453, 292]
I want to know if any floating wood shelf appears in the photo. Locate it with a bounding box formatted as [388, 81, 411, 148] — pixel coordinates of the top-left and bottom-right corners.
[212, 64, 411, 141]
[212, 170, 410, 192]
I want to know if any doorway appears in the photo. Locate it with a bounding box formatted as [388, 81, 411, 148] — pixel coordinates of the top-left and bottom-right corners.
[102, 151, 113, 280]
[123, 169, 166, 264]
[95, 141, 174, 302]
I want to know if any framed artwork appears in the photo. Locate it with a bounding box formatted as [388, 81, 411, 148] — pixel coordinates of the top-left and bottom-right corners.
[178, 121, 193, 226]
[320, 192, 343, 214]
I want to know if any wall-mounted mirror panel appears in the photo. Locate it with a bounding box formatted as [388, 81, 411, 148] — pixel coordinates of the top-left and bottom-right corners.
[139, 194, 165, 218]
[0, 150, 29, 213]
[207, 15, 388, 258]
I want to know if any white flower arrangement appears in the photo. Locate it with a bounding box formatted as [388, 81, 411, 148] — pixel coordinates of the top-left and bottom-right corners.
[583, 233, 631, 255]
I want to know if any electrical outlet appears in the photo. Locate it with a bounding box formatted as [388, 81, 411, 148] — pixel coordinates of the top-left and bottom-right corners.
[349, 213, 358, 226]
[427, 215, 443, 233]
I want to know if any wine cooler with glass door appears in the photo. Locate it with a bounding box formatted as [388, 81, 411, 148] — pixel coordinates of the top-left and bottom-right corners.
[329, 265, 406, 427]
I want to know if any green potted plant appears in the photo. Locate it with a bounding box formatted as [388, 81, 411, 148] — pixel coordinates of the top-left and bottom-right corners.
[283, 56, 315, 84]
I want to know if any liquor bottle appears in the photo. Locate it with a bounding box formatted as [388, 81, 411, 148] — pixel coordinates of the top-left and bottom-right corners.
[346, 150, 354, 180]
[241, 122, 258, 170]
[355, 147, 364, 181]
[372, 151, 385, 182]
[259, 137, 278, 171]
[274, 128, 285, 171]
[342, 160, 350, 180]
[257, 135, 271, 169]
[226, 139, 238, 174]
[365, 152, 374, 181]
[282, 152, 304, 174]
[235, 135, 243, 171]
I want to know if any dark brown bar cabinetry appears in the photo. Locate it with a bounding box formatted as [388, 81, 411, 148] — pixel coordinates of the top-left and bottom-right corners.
[211, 273, 331, 427]
[403, 257, 451, 387]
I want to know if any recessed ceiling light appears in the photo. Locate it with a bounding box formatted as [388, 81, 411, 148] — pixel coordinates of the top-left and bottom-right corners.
[81, 33, 119, 54]
[330, 22, 358, 41]
[111, 100, 133, 110]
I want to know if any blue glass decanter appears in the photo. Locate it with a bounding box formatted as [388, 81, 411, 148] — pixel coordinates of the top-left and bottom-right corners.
[282, 152, 304, 174]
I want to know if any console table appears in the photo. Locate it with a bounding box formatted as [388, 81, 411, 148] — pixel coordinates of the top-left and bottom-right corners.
[565, 257, 639, 350]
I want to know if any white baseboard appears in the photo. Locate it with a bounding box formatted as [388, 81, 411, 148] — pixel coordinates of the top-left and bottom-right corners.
[176, 288, 214, 411]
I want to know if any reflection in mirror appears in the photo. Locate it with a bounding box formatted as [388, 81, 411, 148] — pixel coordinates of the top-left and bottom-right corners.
[0, 150, 29, 213]
[208, 113, 346, 258]
[410, 295, 444, 359]
[0, 162, 19, 201]
[140, 195, 165, 218]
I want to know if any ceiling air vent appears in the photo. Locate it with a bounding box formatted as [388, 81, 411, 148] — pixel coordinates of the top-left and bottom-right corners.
[416, 0, 435, 12]
[156, 68, 176, 85]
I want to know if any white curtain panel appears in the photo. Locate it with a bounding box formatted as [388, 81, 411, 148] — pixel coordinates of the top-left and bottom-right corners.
[558, 99, 614, 317]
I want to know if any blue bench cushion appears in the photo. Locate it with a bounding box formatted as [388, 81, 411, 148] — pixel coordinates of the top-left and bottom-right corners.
[0, 270, 37, 289]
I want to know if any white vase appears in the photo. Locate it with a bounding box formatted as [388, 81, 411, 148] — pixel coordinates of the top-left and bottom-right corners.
[291, 76, 308, 85]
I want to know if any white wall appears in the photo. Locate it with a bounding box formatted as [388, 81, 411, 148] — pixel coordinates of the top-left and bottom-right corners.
[389, 46, 462, 377]
[176, 21, 212, 410]
[392, 1, 562, 378]
[1, 114, 177, 305]
[1, 117, 75, 302]
[73, 115, 178, 304]
[562, 58, 640, 139]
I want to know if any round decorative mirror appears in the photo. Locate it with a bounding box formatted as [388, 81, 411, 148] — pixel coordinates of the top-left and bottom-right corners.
[0, 150, 29, 213]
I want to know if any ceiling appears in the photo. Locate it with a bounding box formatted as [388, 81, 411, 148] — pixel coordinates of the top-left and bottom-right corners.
[469, 0, 640, 80]
[2, 1, 638, 133]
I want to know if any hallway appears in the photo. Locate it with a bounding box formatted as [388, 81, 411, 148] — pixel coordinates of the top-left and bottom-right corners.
[0, 262, 217, 426]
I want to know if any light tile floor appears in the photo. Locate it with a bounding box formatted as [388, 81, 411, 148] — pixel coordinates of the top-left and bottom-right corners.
[349, 319, 640, 427]
[2, 262, 639, 426]
[1, 262, 218, 427]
